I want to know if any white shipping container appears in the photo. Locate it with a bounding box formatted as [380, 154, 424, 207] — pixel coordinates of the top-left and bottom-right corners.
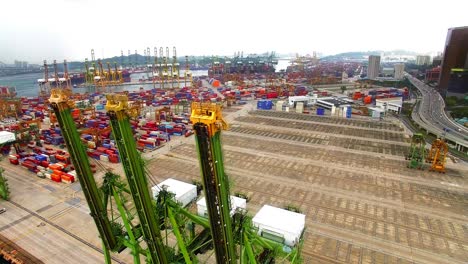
[296, 102, 304, 113]
[100, 155, 109, 162]
[276, 101, 284, 111]
[197, 196, 247, 217]
[252, 205, 305, 247]
[0, 131, 15, 145]
[62, 178, 72, 184]
[45, 173, 52, 180]
[152, 178, 197, 207]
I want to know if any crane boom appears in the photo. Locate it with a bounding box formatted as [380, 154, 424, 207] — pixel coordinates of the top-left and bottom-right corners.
[190, 102, 236, 263]
[105, 94, 168, 264]
[49, 89, 118, 250]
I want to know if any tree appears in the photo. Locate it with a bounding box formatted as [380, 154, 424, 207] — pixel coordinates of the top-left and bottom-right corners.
[446, 96, 458, 108]
[340, 85, 347, 94]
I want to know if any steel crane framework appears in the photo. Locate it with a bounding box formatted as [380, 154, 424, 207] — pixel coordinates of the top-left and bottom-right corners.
[49, 84, 303, 263]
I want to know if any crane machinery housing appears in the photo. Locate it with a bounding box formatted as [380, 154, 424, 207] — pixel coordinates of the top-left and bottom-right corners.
[426, 138, 448, 173]
[406, 133, 426, 170]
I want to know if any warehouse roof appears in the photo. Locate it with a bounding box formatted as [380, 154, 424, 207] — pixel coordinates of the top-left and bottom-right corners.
[0, 131, 15, 145]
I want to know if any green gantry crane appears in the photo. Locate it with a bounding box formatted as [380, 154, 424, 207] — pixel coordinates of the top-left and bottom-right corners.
[49, 83, 303, 263]
[49, 89, 119, 251]
[406, 133, 426, 169]
[105, 94, 168, 264]
[50, 89, 155, 264]
[190, 102, 236, 263]
[189, 102, 304, 263]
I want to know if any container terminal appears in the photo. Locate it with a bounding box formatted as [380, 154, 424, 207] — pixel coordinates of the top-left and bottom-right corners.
[0, 50, 467, 264]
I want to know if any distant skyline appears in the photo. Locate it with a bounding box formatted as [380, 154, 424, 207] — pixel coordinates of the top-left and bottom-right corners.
[1, 0, 467, 64]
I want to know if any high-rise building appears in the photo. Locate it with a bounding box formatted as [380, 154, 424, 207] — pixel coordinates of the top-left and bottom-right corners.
[415, 55, 431, 66]
[439, 26, 468, 96]
[432, 53, 443, 66]
[394, 63, 405, 79]
[367, 55, 380, 79]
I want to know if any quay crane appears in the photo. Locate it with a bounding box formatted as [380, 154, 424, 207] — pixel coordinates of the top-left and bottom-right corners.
[49, 88, 119, 253]
[184, 55, 193, 88]
[172, 47, 180, 89]
[153, 47, 159, 89]
[105, 94, 168, 264]
[190, 102, 235, 263]
[49, 87, 168, 263]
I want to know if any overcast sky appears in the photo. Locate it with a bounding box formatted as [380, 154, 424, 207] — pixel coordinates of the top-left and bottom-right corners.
[1, 0, 467, 64]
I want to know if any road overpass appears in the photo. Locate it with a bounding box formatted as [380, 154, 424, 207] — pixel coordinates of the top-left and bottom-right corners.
[406, 73, 468, 153]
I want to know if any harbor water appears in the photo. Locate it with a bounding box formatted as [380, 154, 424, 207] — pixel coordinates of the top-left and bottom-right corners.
[0, 70, 208, 97]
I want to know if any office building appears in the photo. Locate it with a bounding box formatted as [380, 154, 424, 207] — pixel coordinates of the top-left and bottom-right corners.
[432, 53, 443, 66]
[425, 67, 441, 82]
[367, 55, 380, 79]
[439, 26, 468, 96]
[394, 63, 405, 79]
[415, 55, 431, 66]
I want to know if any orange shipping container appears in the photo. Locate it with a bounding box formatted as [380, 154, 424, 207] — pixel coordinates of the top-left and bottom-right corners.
[61, 174, 75, 183]
[48, 164, 61, 170]
[363, 96, 372, 104]
[51, 174, 61, 182]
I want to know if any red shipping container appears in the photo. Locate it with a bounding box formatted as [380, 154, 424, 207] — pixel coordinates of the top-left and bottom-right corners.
[61, 174, 75, 183]
[51, 174, 61, 182]
[97, 147, 107, 153]
[9, 159, 19, 165]
[41, 161, 50, 167]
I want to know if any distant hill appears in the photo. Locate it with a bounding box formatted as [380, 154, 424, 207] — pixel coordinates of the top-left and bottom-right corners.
[321, 50, 417, 61]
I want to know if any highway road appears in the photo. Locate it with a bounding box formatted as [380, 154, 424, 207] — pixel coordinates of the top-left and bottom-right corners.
[406, 74, 468, 148]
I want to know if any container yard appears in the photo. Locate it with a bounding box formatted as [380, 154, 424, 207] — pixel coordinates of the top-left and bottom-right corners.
[144, 107, 468, 264]
[0, 57, 467, 264]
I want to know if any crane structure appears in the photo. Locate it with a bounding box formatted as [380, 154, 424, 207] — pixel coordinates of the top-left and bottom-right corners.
[45, 61, 303, 263]
[190, 102, 236, 263]
[189, 102, 304, 263]
[161, 48, 169, 90]
[172, 47, 180, 89]
[49, 88, 156, 264]
[0, 167, 9, 200]
[105, 94, 169, 264]
[38, 60, 51, 98]
[152, 47, 159, 88]
[49, 88, 119, 252]
[0, 98, 21, 119]
[406, 133, 426, 169]
[184, 55, 193, 88]
[426, 138, 448, 173]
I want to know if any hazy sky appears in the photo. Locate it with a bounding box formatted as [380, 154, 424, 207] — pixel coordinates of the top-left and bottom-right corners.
[1, 0, 467, 64]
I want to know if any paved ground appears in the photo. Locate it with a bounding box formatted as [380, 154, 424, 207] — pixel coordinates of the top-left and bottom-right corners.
[0, 158, 134, 264]
[0, 101, 467, 263]
[145, 104, 468, 264]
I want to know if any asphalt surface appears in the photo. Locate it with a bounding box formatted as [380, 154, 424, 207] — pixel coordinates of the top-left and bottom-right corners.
[406, 74, 468, 144]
